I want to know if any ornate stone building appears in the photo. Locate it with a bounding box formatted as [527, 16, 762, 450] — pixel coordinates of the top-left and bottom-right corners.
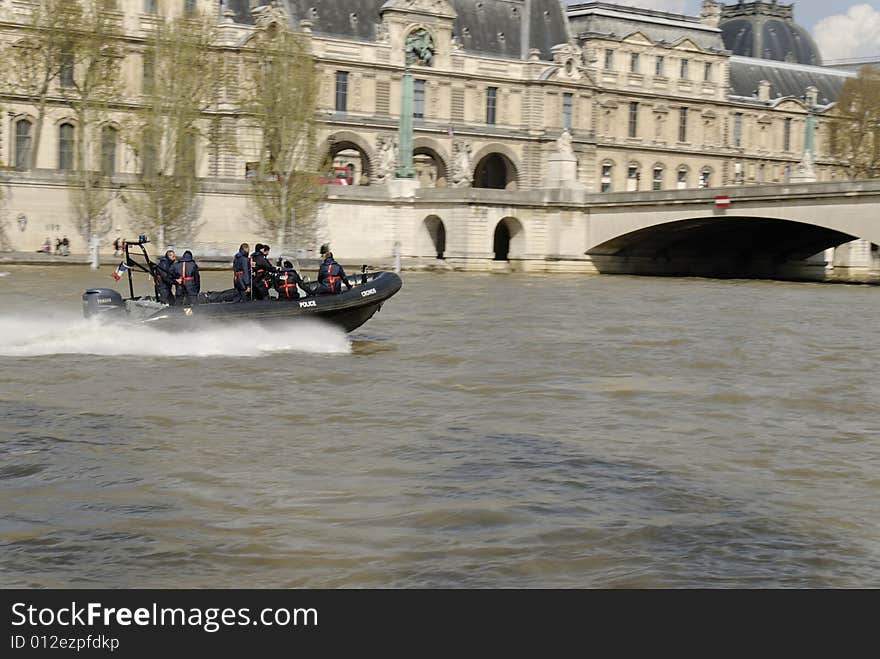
[0, 0, 870, 271]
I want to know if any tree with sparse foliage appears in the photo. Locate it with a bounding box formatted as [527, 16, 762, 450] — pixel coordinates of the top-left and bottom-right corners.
[0, 0, 73, 170]
[56, 0, 124, 267]
[122, 11, 222, 249]
[829, 65, 880, 180]
[242, 18, 323, 258]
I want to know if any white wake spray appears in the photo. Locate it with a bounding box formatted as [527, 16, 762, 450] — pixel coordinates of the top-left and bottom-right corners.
[0, 312, 351, 357]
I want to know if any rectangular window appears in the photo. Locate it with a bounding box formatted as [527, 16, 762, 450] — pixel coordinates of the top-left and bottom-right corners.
[652, 167, 663, 191]
[678, 107, 688, 142]
[628, 101, 638, 138]
[600, 163, 612, 192]
[184, 0, 196, 15]
[143, 0, 157, 12]
[562, 92, 573, 130]
[486, 86, 497, 125]
[783, 117, 792, 151]
[413, 79, 425, 119]
[60, 47, 74, 87]
[704, 62, 712, 81]
[680, 59, 689, 80]
[15, 120, 32, 170]
[101, 126, 117, 176]
[58, 124, 75, 171]
[733, 112, 743, 147]
[142, 52, 154, 94]
[677, 168, 687, 189]
[334, 71, 348, 112]
[655, 55, 665, 76]
[604, 49, 614, 71]
[630, 53, 639, 74]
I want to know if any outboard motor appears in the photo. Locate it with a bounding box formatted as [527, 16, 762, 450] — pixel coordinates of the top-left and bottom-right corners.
[82, 288, 125, 319]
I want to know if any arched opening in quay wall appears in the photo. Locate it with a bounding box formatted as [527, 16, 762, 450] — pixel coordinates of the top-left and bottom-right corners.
[493, 217, 524, 261]
[422, 215, 446, 259]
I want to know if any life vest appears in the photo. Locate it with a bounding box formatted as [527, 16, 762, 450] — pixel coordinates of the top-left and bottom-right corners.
[179, 262, 195, 285]
[322, 262, 342, 293]
[277, 272, 299, 300]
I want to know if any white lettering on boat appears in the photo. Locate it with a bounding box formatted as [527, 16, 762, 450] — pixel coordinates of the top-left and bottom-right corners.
[361, 288, 377, 298]
[299, 300, 317, 308]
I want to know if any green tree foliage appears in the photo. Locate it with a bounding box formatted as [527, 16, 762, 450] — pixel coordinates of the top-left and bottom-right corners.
[242, 19, 323, 257]
[830, 65, 880, 180]
[121, 10, 221, 249]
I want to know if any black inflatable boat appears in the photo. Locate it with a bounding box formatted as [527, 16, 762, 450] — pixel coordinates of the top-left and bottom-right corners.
[82, 238, 402, 333]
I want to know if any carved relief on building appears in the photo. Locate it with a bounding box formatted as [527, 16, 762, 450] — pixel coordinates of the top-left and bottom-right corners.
[405, 27, 435, 67]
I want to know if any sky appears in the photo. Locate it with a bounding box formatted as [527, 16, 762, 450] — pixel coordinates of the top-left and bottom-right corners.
[564, 1, 880, 61]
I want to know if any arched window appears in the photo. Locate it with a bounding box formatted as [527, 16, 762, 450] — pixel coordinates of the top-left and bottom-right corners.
[14, 118, 33, 170]
[101, 125, 118, 176]
[652, 164, 664, 191]
[626, 162, 641, 192]
[600, 160, 614, 192]
[58, 122, 75, 171]
[676, 165, 689, 190]
[699, 167, 712, 188]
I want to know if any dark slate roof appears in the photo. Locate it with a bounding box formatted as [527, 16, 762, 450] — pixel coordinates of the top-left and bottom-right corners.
[719, 3, 822, 65]
[728, 56, 853, 106]
[226, 0, 569, 61]
[567, 2, 725, 51]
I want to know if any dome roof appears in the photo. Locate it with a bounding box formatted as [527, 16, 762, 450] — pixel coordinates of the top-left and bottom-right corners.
[719, 2, 822, 66]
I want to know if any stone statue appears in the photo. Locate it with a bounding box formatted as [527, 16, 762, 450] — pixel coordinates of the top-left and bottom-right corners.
[405, 28, 434, 67]
[374, 136, 397, 183]
[451, 140, 473, 188]
[556, 130, 575, 159]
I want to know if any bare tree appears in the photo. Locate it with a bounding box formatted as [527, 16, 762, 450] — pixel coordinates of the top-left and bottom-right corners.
[241, 16, 323, 259]
[829, 65, 880, 180]
[121, 10, 222, 249]
[57, 0, 124, 268]
[0, 0, 72, 169]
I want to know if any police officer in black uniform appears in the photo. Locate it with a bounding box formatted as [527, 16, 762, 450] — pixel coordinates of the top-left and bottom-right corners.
[232, 242, 251, 302]
[171, 249, 201, 305]
[275, 260, 305, 301]
[316, 244, 352, 295]
[154, 249, 177, 305]
[250, 243, 276, 300]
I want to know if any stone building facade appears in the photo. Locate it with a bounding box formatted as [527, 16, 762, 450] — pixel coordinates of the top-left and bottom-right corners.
[0, 0, 870, 270]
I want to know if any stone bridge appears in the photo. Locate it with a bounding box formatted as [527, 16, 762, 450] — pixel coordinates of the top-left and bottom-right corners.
[322, 179, 880, 280]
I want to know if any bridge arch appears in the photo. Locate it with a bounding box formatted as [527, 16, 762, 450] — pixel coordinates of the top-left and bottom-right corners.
[587, 215, 860, 278]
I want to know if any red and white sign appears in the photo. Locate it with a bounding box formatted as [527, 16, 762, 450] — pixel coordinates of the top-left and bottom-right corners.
[714, 195, 731, 207]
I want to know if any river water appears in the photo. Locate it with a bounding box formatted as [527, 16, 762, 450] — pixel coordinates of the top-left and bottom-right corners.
[0, 265, 878, 588]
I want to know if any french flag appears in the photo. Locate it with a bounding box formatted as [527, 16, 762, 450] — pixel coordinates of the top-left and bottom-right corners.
[112, 262, 129, 281]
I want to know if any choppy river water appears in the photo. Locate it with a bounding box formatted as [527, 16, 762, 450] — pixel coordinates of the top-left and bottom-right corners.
[0, 265, 878, 587]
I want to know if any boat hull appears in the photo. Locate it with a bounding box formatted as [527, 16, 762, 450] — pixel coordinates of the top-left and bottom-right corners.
[87, 271, 402, 333]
